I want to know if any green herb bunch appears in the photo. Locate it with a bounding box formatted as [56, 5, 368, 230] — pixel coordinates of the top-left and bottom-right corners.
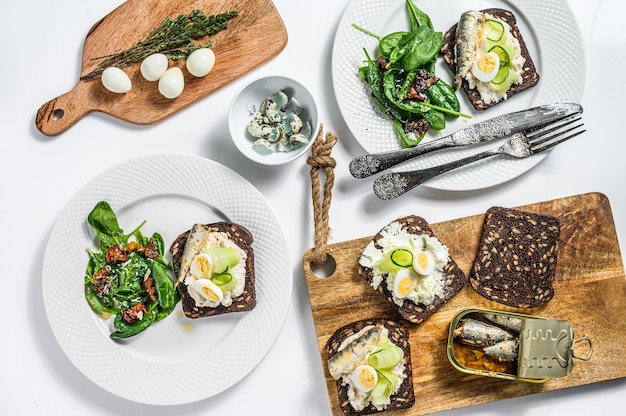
[82, 9, 238, 80]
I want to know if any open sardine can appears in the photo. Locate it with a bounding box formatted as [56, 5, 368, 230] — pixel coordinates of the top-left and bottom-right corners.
[447, 308, 593, 383]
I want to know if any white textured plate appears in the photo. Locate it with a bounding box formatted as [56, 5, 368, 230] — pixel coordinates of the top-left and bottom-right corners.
[332, 0, 585, 191]
[42, 154, 292, 405]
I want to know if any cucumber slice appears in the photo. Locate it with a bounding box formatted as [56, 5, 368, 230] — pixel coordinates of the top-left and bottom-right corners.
[488, 45, 510, 67]
[204, 246, 240, 274]
[212, 272, 238, 292]
[212, 271, 233, 286]
[390, 248, 413, 268]
[491, 66, 509, 85]
[376, 248, 412, 272]
[375, 256, 401, 273]
[368, 344, 404, 369]
[371, 369, 397, 406]
[485, 19, 505, 42]
[491, 66, 519, 94]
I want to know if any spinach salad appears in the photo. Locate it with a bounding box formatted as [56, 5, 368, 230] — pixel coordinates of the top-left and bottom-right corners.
[354, 0, 470, 147]
[84, 201, 179, 339]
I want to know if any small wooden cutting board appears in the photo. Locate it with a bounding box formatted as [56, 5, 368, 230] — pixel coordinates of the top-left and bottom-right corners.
[36, 0, 287, 136]
[304, 192, 626, 415]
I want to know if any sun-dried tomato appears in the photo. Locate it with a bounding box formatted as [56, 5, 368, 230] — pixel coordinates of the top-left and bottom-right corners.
[121, 302, 148, 324]
[406, 71, 439, 101]
[143, 276, 157, 301]
[144, 237, 159, 259]
[378, 56, 389, 71]
[403, 118, 430, 138]
[106, 244, 128, 263]
[91, 267, 111, 294]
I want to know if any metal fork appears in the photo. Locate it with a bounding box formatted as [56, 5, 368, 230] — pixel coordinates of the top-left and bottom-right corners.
[373, 116, 586, 200]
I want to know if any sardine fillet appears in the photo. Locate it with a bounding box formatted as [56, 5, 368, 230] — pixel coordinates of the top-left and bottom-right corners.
[454, 318, 515, 348]
[327, 325, 382, 379]
[483, 339, 519, 362]
[453, 10, 484, 90]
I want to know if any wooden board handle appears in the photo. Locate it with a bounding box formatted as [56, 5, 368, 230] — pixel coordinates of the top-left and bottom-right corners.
[36, 82, 95, 136]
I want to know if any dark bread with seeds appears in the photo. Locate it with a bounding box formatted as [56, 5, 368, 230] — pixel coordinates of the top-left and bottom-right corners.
[326, 318, 415, 415]
[169, 222, 255, 318]
[440, 8, 540, 110]
[358, 216, 467, 324]
[470, 207, 560, 308]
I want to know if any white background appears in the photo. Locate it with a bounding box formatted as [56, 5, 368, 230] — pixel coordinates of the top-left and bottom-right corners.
[2, 0, 624, 415]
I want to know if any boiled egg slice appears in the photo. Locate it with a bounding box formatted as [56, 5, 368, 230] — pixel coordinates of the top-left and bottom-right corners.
[412, 250, 435, 276]
[393, 268, 418, 299]
[190, 253, 214, 279]
[350, 365, 378, 392]
[193, 278, 224, 303]
[471, 52, 500, 83]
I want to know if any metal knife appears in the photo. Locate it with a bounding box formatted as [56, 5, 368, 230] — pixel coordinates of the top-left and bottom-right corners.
[349, 102, 583, 178]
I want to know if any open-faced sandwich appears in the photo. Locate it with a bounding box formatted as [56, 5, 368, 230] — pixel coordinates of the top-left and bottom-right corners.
[169, 222, 255, 318]
[441, 8, 539, 110]
[470, 207, 560, 307]
[326, 318, 414, 415]
[358, 216, 467, 324]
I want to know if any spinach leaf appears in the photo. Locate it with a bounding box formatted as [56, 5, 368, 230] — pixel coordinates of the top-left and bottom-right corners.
[151, 260, 177, 311]
[427, 80, 461, 113]
[406, 0, 433, 30]
[379, 32, 407, 58]
[402, 27, 443, 72]
[87, 201, 125, 247]
[110, 307, 156, 339]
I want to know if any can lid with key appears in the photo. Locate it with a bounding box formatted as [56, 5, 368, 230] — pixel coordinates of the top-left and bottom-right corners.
[518, 318, 592, 379]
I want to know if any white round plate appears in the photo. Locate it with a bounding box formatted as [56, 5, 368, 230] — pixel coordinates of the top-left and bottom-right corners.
[42, 154, 292, 405]
[332, 0, 585, 191]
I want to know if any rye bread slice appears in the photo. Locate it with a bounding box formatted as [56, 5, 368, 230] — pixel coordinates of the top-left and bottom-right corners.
[358, 216, 467, 324]
[470, 207, 560, 308]
[169, 222, 256, 318]
[326, 318, 415, 415]
[440, 8, 540, 110]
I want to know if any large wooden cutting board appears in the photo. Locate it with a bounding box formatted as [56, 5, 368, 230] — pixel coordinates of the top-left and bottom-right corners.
[36, 0, 287, 136]
[304, 192, 626, 415]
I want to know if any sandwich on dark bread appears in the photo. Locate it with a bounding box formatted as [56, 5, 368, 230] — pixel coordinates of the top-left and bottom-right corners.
[326, 318, 414, 415]
[358, 216, 466, 324]
[441, 8, 540, 110]
[169, 222, 255, 318]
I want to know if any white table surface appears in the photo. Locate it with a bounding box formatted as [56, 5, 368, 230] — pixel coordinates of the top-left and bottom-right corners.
[2, 0, 625, 414]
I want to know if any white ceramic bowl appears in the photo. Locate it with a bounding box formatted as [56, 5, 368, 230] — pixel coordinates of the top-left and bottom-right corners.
[228, 76, 318, 165]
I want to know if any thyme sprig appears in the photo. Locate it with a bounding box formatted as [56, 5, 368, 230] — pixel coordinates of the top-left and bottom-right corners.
[81, 9, 239, 80]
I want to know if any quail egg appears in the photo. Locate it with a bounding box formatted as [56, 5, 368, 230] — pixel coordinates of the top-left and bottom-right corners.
[193, 278, 224, 302]
[471, 52, 500, 83]
[158, 67, 185, 99]
[101, 67, 131, 93]
[140, 53, 168, 81]
[412, 250, 435, 276]
[186, 48, 216, 77]
[190, 253, 214, 279]
[393, 268, 418, 299]
[350, 365, 378, 392]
